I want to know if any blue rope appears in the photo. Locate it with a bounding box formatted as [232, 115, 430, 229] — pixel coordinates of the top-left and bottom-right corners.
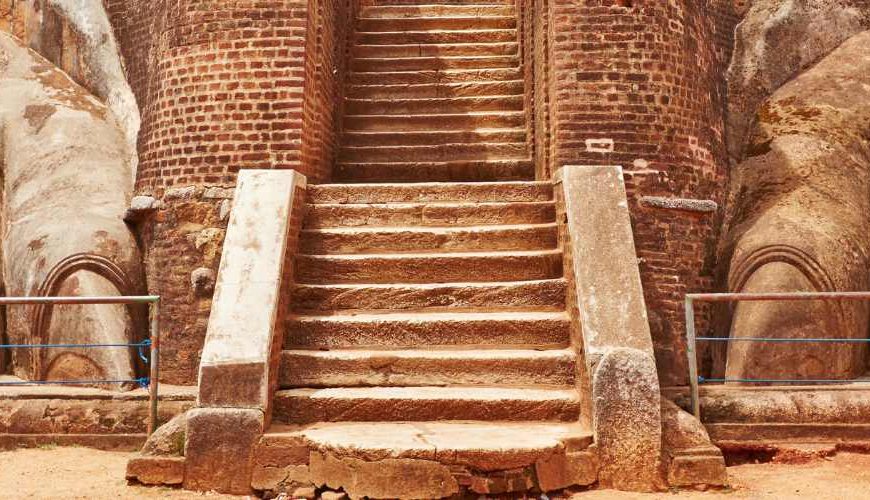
[0, 377, 149, 388]
[700, 376, 856, 384]
[0, 340, 151, 349]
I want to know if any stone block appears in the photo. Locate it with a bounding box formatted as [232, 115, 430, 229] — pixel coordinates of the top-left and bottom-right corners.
[126, 456, 185, 485]
[197, 169, 306, 411]
[535, 450, 598, 491]
[251, 464, 310, 492]
[183, 407, 264, 495]
[141, 411, 187, 456]
[668, 455, 727, 488]
[593, 348, 663, 492]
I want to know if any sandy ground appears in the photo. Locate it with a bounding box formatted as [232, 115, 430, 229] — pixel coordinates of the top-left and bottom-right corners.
[2, 447, 870, 499]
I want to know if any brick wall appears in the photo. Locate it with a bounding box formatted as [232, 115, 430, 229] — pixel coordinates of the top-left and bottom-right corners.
[542, 0, 732, 386]
[103, 0, 353, 383]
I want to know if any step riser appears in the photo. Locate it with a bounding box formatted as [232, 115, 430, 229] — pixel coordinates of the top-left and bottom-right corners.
[334, 160, 533, 182]
[299, 225, 557, 254]
[343, 129, 526, 146]
[349, 68, 521, 85]
[295, 252, 563, 284]
[353, 43, 518, 58]
[351, 56, 518, 72]
[291, 280, 567, 312]
[356, 30, 515, 45]
[339, 144, 529, 163]
[279, 351, 576, 388]
[345, 96, 523, 115]
[360, 5, 514, 18]
[285, 316, 570, 349]
[303, 202, 556, 228]
[345, 113, 524, 131]
[273, 392, 582, 424]
[347, 80, 524, 99]
[357, 17, 516, 32]
[307, 183, 553, 203]
[362, 0, 515, 5]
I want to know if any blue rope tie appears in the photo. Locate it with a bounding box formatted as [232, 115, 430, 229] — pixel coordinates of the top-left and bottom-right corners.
[697, 337, 870, 343]
[700, 376, 857, 384]
[0, 377, 149, 388]
[0, 340, 151, 349]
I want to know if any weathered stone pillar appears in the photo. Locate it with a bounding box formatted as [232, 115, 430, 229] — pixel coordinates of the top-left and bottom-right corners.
[184, 170, 306, 494]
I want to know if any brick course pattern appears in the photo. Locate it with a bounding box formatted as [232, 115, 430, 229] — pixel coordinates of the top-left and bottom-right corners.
[102, 0, 353, 383]
[540, 1, 735, 386]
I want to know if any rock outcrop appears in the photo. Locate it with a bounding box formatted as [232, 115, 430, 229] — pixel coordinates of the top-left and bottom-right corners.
[0, 33, 143, 384]
[719, 30, 870, 381]
[727, 0, 870, 160]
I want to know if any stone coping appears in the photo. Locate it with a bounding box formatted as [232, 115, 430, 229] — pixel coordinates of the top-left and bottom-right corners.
[0, 375, 196, 400]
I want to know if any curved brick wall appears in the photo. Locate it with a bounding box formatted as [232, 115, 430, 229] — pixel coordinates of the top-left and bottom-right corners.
[545, 1, 733, 386]
[103, 0, 351, 383]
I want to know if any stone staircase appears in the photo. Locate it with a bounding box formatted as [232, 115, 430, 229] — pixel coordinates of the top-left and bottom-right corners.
[253, 1, 593, 496]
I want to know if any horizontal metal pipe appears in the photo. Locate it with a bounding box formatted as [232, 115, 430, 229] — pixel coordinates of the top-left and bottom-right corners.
[687, 292, 870, 302]
[0, 341, 150, 349]
[0, 296, 159, 305]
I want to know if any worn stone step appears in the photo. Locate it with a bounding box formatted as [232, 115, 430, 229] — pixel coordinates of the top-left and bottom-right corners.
[345, 95, 523, 115]
[364, 0, 515, 5]
[299, 223, 557, 254]
[349, 67, 521, 85]
[356, 29, 515, 45]
[347, 80, 524, 99]
[352, 55, 518, 71]
[279, 348, 576, 388]
[290, 279, 567, 312]
[303, 201, 556, 228]
[284, 311, 570, 349]
[295, 249, 562, 284]
[357, 16, 516, 32]
[334, 159, 533, 182]
[273, 386, 582, 423]
[343, 128, 526, 146]
[344, 111, 524, 131]
[307, 181, 553, 204]
[339, 142, 529, 163]
[359, 4, 514, 18]
[352, 42, 518, 58]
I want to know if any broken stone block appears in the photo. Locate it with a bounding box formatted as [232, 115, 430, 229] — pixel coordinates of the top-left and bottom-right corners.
[190, 267, 216, 297]
[535, 450, 598, 491]
[126, 456, 185, 485]
[142, 411, 187, 456]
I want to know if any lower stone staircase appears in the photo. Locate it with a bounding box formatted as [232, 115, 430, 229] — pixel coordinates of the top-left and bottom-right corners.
[252, 182, 593, 496]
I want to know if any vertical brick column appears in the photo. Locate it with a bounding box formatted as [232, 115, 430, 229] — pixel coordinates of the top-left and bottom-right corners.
[103, 0, 353, 384]
[546, 1, 729, 385]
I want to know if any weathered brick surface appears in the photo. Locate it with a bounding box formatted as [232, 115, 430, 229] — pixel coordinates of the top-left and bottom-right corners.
[101, 0, 352, 383]
[538, 1, 736, 385]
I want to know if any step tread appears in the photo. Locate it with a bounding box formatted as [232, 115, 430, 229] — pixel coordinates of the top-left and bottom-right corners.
[297, 248, 560, 259]
[276, 385, 580, 401]
[282, 347, 574, 360]
[290, 310, 568, 321]
[301, 222, 555, 234]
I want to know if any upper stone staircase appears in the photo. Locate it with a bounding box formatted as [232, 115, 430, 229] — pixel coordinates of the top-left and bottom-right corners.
[257, 1, 593, 495]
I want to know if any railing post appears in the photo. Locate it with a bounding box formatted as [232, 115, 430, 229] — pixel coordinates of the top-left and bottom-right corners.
[685, 295, 701, 419]
[148, 299, 160, 435]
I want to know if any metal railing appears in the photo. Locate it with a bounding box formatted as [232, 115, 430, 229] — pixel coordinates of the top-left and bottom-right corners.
[0, 295, 160, 434]
[685, 291, 870, 419]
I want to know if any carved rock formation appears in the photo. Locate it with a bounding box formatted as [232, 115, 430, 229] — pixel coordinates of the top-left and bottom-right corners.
[0, 32, 142, 385]
[719, 30, 870, 381]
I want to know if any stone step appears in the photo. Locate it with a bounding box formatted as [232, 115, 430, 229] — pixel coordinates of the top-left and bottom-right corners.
[344, 95, 523, 115]
[284, 310, 570, 349]
[334, 159, 533, 182]
[295, 249, 562, 284]
[352, 42, 518, 58]
[357, 16, 516, 32]
[307, 181, 552, 204]
[290, 279, 567, 312]
[273, 386, 582, 423]
[303, 201, 556, 228]
[343, 128, 526, 146]
[351, 55, 518, 71]
[299, 223, 557, 254]
[279, 348, 575, 388]
[344, 111, 524, 131]
[359, 4, 514, 18]
[364, 0, 515, 5]
[339, 142, 529, 163]
[347, 80, 523, 99]
[356, 29, 515, 45]
[348, 67, 520, 85]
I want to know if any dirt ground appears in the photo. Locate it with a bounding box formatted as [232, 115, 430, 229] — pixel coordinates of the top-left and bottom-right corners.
[2, 447, 870, 499]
